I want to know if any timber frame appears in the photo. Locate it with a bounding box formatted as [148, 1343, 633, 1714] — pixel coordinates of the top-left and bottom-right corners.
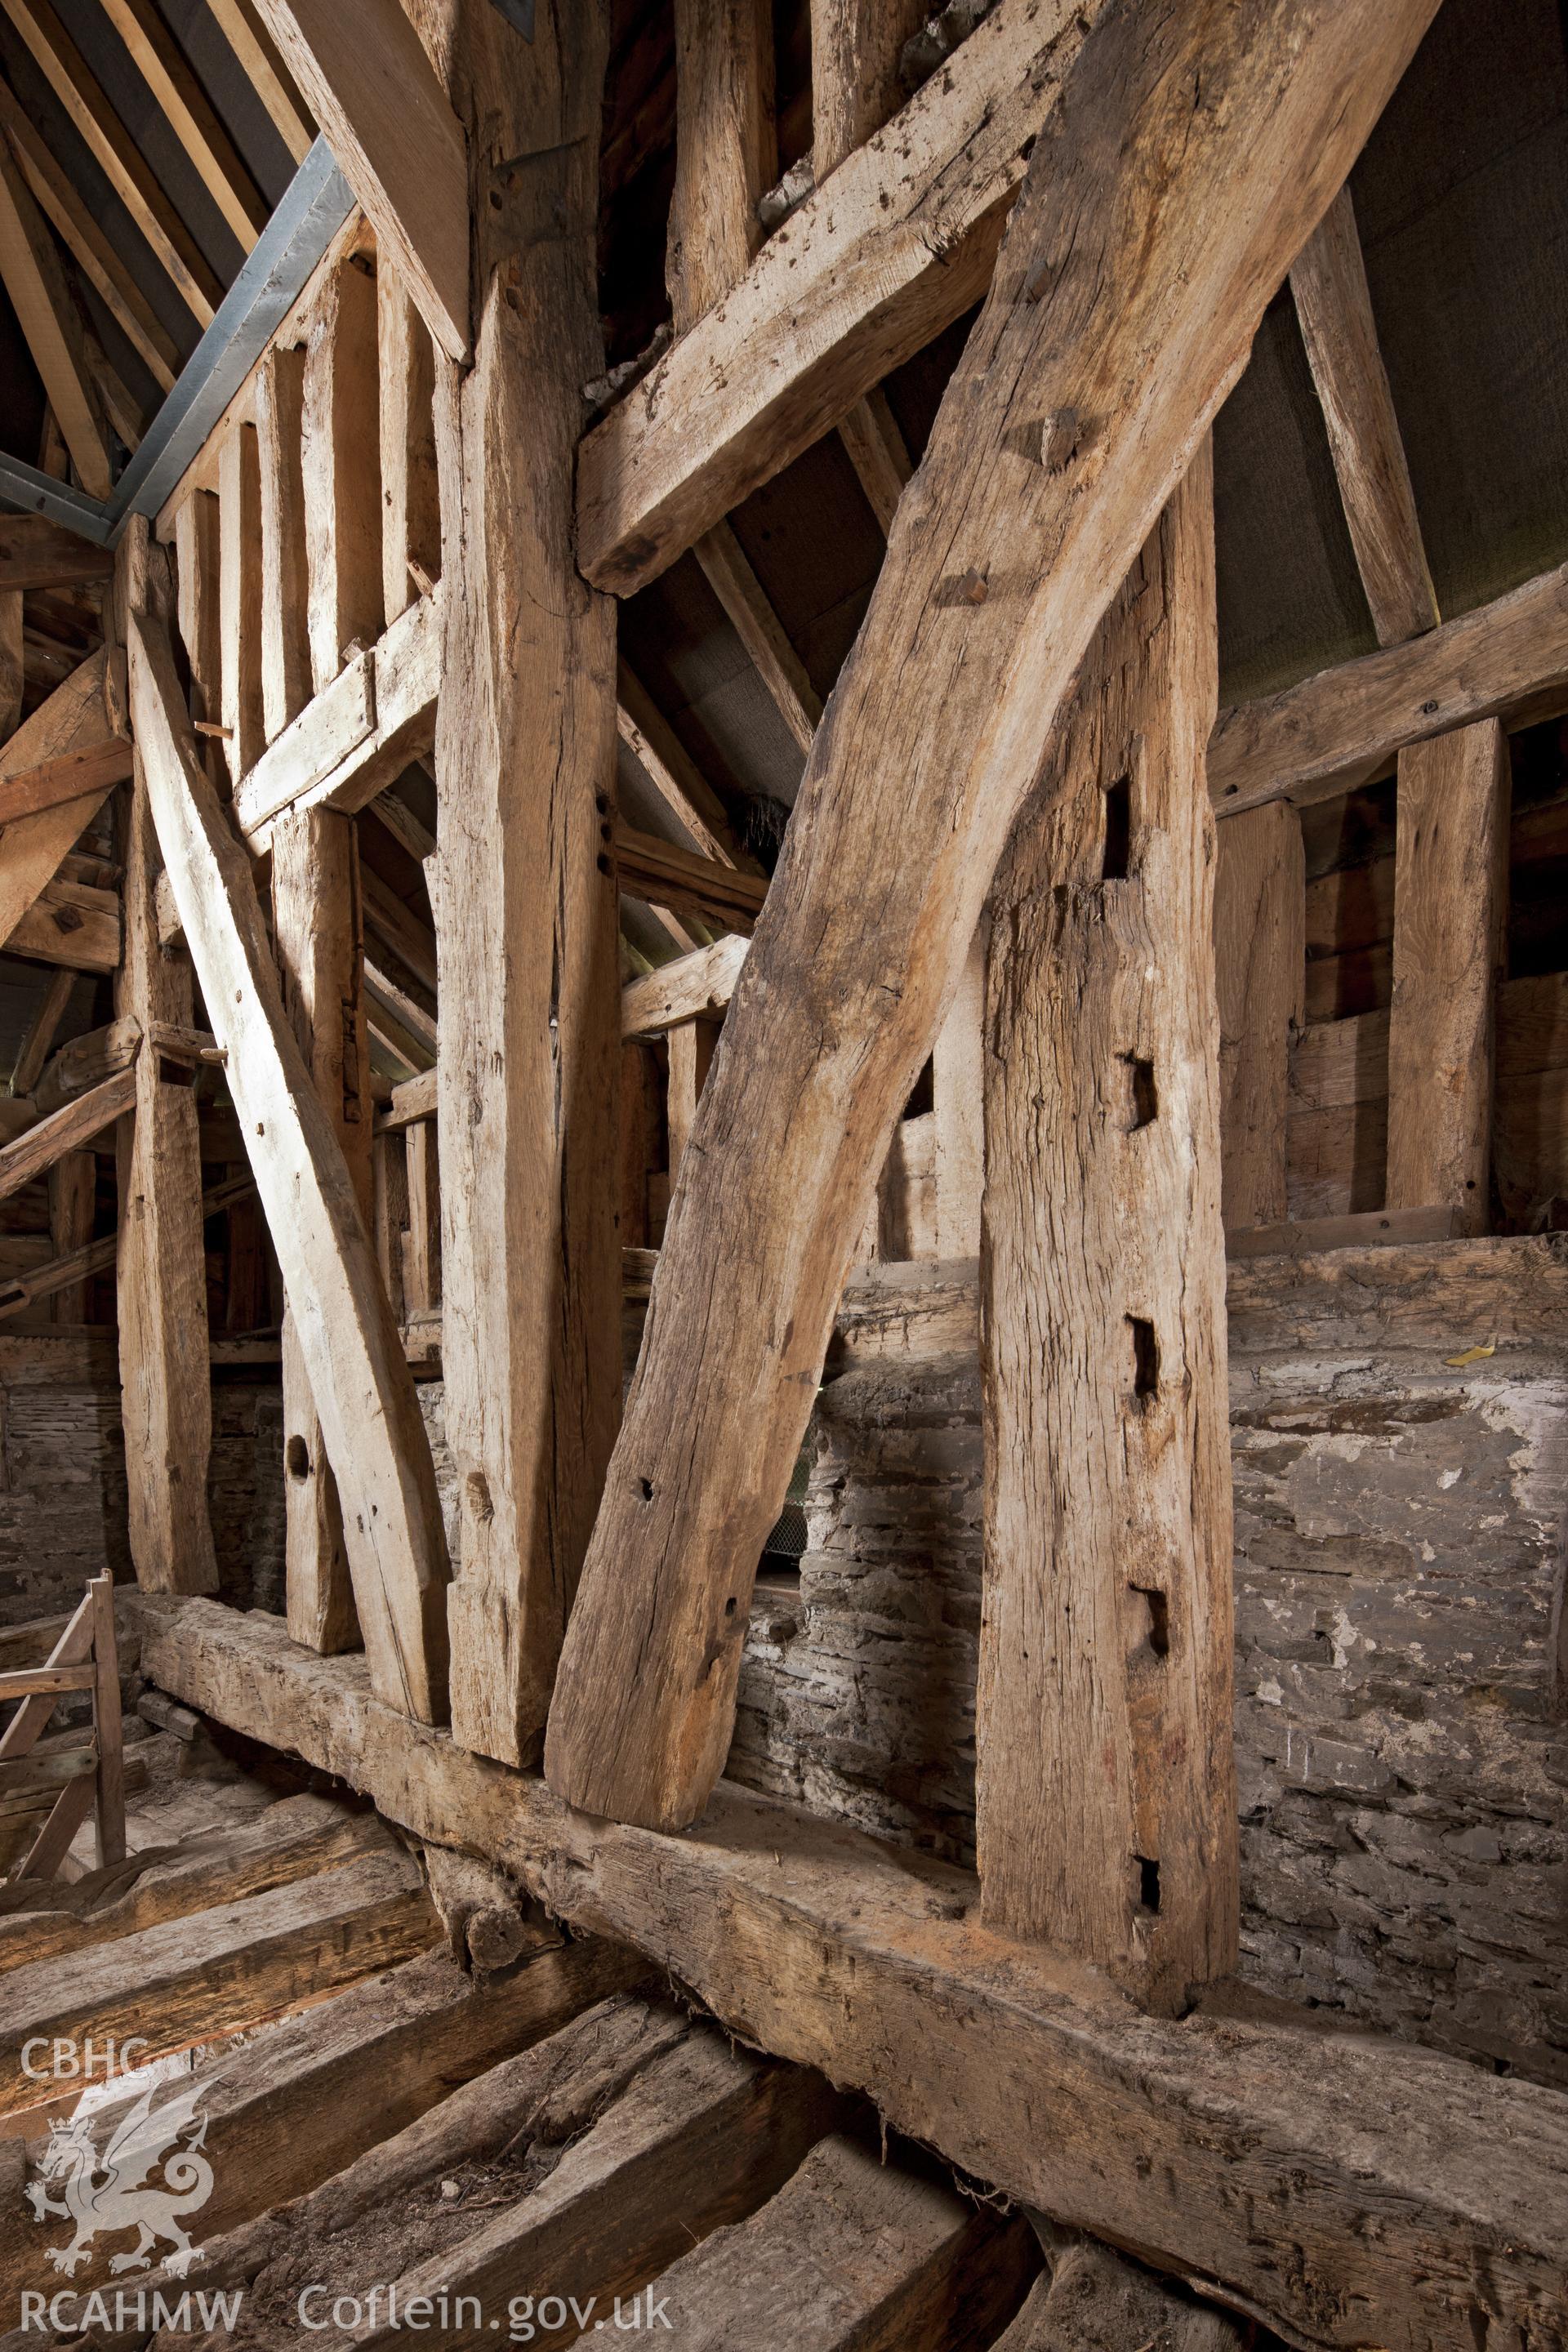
[2, 3, 1566, 2347]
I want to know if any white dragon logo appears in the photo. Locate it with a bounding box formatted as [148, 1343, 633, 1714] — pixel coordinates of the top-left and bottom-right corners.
[26, 2074, 216, 2278]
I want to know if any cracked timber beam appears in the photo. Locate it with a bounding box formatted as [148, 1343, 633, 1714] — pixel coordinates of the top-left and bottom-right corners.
[546, 0, 1444, 1836]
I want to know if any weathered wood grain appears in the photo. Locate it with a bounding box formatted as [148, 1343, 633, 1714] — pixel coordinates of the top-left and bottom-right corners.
[666, 0, 775, 333]
[979, 452, 1235, 2011]
[0, 652, 122, 956]
[577, 0, 1094, 594]
[255, 0, 469, 362]
[1387, 719, 1509, 1230]
[1207, 559, 1568, 815]
[430, 1, 621, 1769]
[273, 807, 372, 1656]
[255, 342, 313, 745]
[547, 0, 1441, 1834]
[129, 607, 450, 1719]
[0, 1848, 439, 2115]
[140, 1597, 1568, 2352]
[113, 528, 218, 1599]
[218, 421, 266, 783]
[302, 252, 384, 695]
[1289, 184, 1437, 648]
[1214, 800, 1304, 1229]
[0, 516, 114, 595]
[644, 2129, 1037, 2350]
[377, 268, 440, 627]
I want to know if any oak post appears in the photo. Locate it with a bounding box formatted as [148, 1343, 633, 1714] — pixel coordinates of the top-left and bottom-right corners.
[114, 521, 218, 1596]
[273, 804, 371, 1655]
[303, 252, 384, 694]
[1213, 800, 1305, 1231]
[546, 0, 1441, 1833]
[666, 0, 775, 334]
[978, 450, 1236, 2013]
[430, 0, 621, 1767]
[1387, 721, 1510, 1231]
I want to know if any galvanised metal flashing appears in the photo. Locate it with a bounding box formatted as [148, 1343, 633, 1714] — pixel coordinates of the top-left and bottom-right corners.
[0, 136, 355, 550]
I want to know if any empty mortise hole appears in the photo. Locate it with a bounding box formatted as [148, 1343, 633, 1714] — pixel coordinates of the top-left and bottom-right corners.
[1125, 1055, 1157, 1130]
[1136, 1855, 1161, 1915]
[1128, 1316, 1159, 1402]
[285, 1435, 310, 1481]
[1131, 1585, 1170, 1659]
[1102, 775, 1132, 880]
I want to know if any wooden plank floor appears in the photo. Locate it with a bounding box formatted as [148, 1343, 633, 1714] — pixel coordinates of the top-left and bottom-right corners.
[0, 1660, 1263, 2352]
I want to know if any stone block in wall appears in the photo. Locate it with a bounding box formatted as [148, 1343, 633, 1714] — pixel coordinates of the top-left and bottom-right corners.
[728, 1240, 1568, 2091]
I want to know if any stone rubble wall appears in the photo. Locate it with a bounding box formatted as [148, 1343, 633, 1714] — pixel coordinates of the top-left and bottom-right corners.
[0, 1334, 285, 1626]
[727, 1241, 1568, 2090]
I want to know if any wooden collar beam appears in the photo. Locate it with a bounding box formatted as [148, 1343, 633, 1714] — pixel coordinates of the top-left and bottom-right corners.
[137, 1595, 1568, 2352]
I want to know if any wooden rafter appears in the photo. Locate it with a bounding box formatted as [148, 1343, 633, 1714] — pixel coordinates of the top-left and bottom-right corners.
[1290, 183, 1437, 648]
[2, 0, 224, 327]
[99, 0, 270, 252]
[0, 133, 111, 497]
[208, 0, 313, 165]
[693, 521, 820, 756]
[617, 662, 751, 869]
[546, 0, 1445, 1836]
[0, 78, 181, 393]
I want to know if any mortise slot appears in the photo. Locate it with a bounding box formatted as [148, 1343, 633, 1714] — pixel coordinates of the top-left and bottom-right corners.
[285, 1434, 310, 1481]
[1125, 1055, 1157, 1130]
[1131, 1585, 1170, 1658]
[1102, 774, 1132, 880]
[1136, 1855, 1161, 1915]
[1128, 1316, 1159, 1401]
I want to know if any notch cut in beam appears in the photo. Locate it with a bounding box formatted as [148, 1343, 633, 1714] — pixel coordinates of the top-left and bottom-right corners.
[545, 0, 1445, 1838]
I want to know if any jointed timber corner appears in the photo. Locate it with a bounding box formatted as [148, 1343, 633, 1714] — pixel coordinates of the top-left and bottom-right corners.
[140, 1596, 1567, 2352]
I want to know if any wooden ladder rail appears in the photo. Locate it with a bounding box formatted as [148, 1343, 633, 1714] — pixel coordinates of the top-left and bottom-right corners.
[0, 1573, 124, 1879]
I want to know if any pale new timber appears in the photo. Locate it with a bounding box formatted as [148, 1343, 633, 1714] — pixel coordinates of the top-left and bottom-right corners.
[140, 1597, 1568, 2352]
[254, 0, 469, 363]
[546, 0, 1443, 1835]
[128, 609, 450, 1721]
